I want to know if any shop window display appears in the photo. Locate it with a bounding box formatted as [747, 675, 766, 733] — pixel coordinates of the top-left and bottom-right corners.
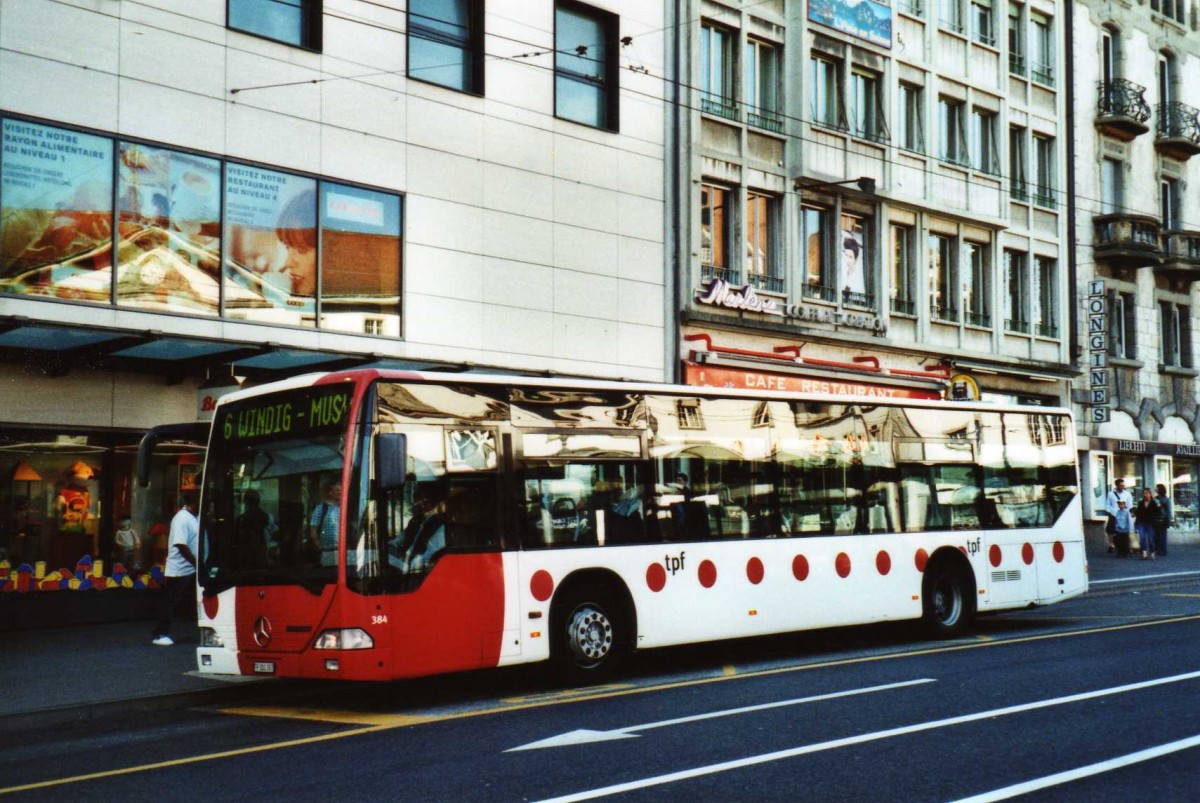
[0, 430, 203, 594]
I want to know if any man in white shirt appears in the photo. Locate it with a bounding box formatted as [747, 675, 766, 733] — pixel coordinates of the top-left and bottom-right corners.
[152, 492, 199, 646]
[1104, 478, 1134, 554]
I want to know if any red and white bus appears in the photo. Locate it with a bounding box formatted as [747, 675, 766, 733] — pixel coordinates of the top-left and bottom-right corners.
[145, 369, 1086, 681]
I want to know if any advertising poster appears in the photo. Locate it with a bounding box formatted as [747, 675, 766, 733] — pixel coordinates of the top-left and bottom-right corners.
[113, 143, 224, 314]
[808, 0, 893, 49]
[0, 120, 113, 300]
[319, 183, 402, 333]
[224, 164, 317, 325]
[841, 214, 866, 297]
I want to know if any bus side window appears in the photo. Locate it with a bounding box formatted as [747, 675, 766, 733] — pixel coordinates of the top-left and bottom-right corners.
[445, 478, 498, 551]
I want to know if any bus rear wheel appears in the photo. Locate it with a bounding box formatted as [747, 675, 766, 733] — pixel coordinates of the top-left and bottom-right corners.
[922, 561, 974, 638]
[552, 586, 626, 678]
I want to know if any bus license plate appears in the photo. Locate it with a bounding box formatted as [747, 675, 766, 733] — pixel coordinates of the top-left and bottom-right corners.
[253, 661, 276, 674]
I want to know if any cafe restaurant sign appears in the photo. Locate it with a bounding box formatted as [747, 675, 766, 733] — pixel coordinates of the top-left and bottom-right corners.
[695, 278, 887, 335]
[685, 363, 942, 400]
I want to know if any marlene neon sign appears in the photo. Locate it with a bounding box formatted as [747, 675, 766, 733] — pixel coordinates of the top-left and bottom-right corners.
[695, 278, 887, 334]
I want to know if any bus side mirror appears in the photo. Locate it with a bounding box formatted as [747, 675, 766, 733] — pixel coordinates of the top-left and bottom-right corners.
[377, 433, 407, 491]
[137, 423, 210, 487]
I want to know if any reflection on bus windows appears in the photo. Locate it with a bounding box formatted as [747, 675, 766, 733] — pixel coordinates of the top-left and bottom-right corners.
[521, 461, 653, 548]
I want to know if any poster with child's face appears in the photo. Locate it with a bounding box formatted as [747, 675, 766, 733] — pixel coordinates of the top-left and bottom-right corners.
[840, 214, 866, 296]
[223, 164, 317, 325]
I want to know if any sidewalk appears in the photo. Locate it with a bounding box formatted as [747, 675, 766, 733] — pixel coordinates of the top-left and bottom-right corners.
[3, 540, 1200, 734]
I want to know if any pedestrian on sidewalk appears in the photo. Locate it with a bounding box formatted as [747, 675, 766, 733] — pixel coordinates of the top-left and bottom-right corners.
[152, 491, 199, 646]
[1104, 478, 1134, 554]
[1113, 499, 1133, 557]
[1154, 484, 1173, 557]
[1135, 488, 1159, 560]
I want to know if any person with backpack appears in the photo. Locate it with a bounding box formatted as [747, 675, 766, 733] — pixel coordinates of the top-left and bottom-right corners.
[1154, 483, 1173, 558]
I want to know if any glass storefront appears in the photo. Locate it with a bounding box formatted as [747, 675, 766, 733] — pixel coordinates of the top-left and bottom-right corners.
[0, 428, 202, 590]
[1174, 460, 1198, 533]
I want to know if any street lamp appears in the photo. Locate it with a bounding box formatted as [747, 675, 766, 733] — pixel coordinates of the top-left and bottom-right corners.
[793, 175, 876, 195]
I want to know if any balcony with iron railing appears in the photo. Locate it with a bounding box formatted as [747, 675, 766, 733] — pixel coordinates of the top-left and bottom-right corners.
[1005, 318, 1031, 334]
[1095, 79, 1151, 141]
[746, 273, 785, 294]
[841, 289, 875, 309]
[965, 310, 991, 328]
[1155, 102, 1200, 160]
[932, 304, 959, 323]
[1158, 230, 1200, 280]
[1093, 213, 1162, 268]
[746, 105, 784, 134]
[1008, 53, 1026, 77]
[1036, 322, 1059, 339]
[890, 297, 916, 316]
[701, 93, 739, 122]
[701, 264, 741, 285]
[802, 282, 837, 303]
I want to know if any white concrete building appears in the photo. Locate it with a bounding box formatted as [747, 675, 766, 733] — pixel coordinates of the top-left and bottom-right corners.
[671, 0, 1073, 409]
[0, 1, 668, 589]
[1071, 0, 1200, 539]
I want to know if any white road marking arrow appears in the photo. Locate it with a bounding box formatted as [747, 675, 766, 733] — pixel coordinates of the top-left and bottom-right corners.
[506, 677, 935, 752]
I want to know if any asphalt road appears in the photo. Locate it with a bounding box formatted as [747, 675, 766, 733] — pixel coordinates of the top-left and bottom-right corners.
[5, 578, 1200, 801]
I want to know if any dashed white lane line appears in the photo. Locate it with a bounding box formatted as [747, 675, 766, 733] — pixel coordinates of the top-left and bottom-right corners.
[534, 669, 1200, 803]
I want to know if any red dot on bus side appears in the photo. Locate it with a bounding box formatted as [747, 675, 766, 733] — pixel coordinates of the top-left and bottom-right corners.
[915, 549, 929, 572]
[530, 569, 554, 601]
[202, 594, 219, 620]
[792, 554, 810, 581]
[747, 557, 764, 585]
[1022, 543, 1035, 565]
[699, 560, 718, 588]
[1053, 542, 1065, 563]
[989, 544, 1002, 568]
[835, 552, 852, 578]
[876, 550, 891, 576]
[646, 563, 666, 592]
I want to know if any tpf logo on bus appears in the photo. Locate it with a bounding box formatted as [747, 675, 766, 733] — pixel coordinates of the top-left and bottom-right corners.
[664, 551, 686, 575]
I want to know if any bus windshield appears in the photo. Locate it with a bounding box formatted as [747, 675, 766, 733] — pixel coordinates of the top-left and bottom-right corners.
[200, 385, 353, 593]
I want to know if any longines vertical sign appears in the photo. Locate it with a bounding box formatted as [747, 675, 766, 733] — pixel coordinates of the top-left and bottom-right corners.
[1088, 280, 1110, 423]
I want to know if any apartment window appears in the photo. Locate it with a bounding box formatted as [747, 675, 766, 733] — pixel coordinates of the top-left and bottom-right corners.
[1101, 158, 1122, 215]
[745, 191, 781, 292]
[938, 97, 969, 166]
[841, 213, 872, 307]
[965, 242, 990, 327]
[940, 0, 964, 33]
[701, 184, 733, 282]
[1159, 51, 1175, 109]
[1009, 126, 1027, 200]
[1030, 13, 1054, 86]
[1033, 135, 1056, 209]
[898, 83, 925, 152]
[929, 233, 958, 321]
[1109, 291, 1137, 360]
[677, 399, 704, 429]
[1161, 302, 1193, 368]
[228, 0, 321, 49]
[1033, 256, 1058, 338]
[408, 0, 483, 93]
[970, 108, 998, 173]
[849, 69, 888, 142]
[1162, 178, 1181, 231]
[1007, 3, 1025, 75]
[971, 0, 995, 46]
[555, 2, 619, 130]
[701, 23, 737, 120]
[810, 56, 845, 131]
[1153, 0, 1185, 24]
[745, 39, 782, 131]
[899, 0, 925, 15]
[890, 224, 917, 316]
[802, 206, 834, 301]
[1100, 28, 1116, 90]
[1004, 249, 1030, 333]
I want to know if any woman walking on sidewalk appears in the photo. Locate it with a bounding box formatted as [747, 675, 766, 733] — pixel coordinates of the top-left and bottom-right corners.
[1136, 488, 1159, 560]
[1154, 484, 1173, 557]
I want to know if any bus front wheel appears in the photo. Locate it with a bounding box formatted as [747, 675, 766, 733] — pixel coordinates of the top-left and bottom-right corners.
[552, 586, 626, 677]
[922, 561, 974, 638]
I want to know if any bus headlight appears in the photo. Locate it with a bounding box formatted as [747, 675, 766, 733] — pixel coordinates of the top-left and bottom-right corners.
[313, 628, 374, 650]
[200, 627, 224, 648]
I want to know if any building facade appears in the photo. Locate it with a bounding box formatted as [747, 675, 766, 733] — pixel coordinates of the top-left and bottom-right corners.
[1071, 0, 1200, 539]
[0, 1, 669, 598]
[673, 0, 1073, 412]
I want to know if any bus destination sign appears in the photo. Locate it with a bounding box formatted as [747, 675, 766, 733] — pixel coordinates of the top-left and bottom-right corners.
[219, 386, 353, 443]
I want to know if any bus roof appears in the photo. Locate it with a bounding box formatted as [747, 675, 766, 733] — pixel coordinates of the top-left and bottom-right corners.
[217, 368, 1073, 418]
